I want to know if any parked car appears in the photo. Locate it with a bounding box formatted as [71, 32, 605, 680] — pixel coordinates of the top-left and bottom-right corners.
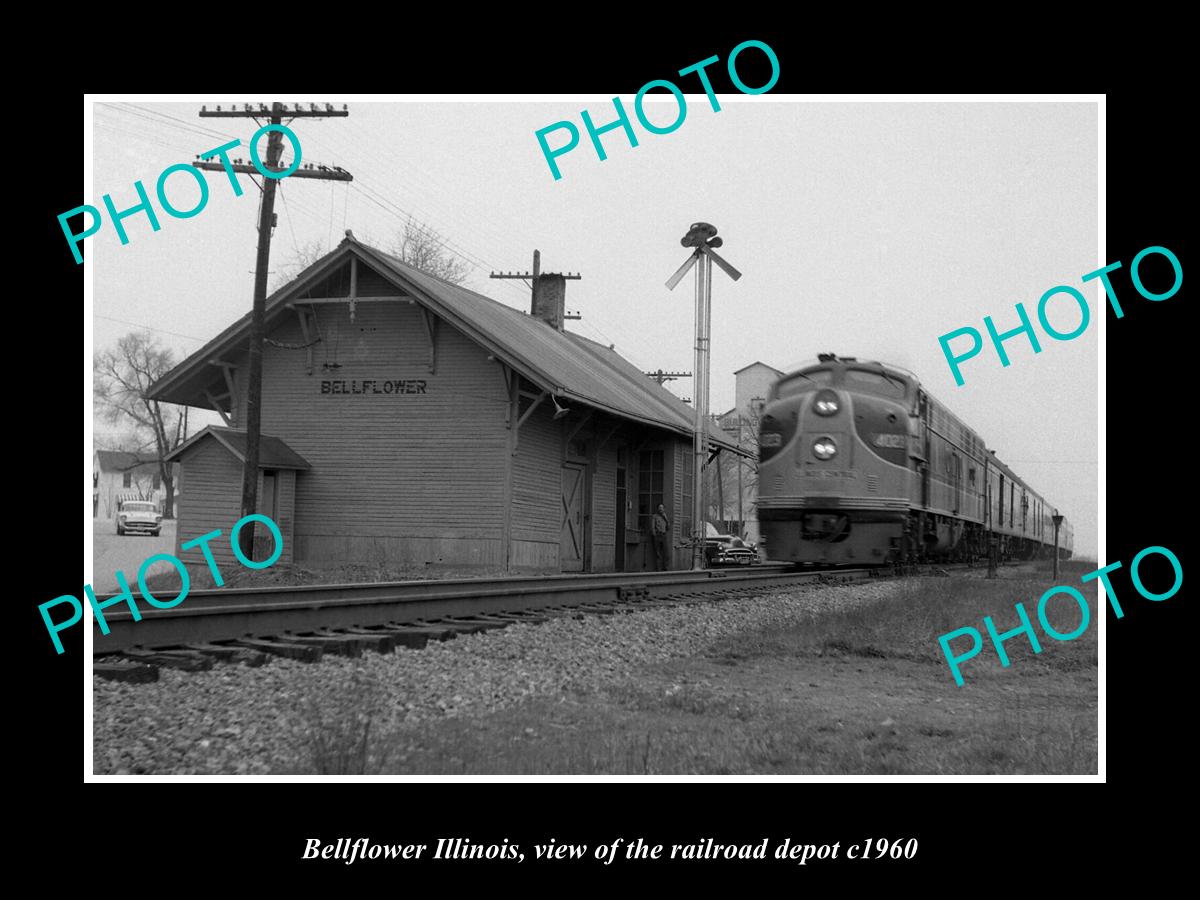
[117, 501, 162, 536]
[705, 533, 757, 566]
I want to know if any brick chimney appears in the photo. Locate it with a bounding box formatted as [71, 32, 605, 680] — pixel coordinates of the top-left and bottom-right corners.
[531, 273, 566, 331]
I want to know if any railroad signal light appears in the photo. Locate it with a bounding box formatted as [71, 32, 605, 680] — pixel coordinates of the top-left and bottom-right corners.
[665, 222, 742, 571]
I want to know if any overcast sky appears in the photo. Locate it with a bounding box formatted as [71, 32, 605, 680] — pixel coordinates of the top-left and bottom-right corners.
[89, 98, 1098, 557]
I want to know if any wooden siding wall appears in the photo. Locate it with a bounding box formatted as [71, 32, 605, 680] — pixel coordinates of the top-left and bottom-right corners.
[271, 469, 296, 566]
[590, 439, 617, 572]
[173, 439, 245, 581]
[674, 442, 693, 570]
[173, 445, 297, 581]
[231, 296, 509, 569]
[510, 391, 562, 572]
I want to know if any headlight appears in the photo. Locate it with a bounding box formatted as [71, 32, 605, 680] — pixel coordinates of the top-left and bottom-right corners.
[155, 515, 163, 522]
[118, 514, 127, 521]
[813, 436, 837, 460]
[813, 390, 839, 416]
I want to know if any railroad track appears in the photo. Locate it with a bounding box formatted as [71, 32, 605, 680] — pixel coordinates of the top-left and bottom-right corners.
[91, 562, 981, 682]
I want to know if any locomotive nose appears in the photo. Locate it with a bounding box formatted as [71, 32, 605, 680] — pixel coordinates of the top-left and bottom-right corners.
[797, 388, 851, 470]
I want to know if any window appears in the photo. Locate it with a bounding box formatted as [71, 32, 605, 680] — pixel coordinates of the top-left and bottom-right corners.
[637, 449, 665, 531]
[845, 368, 908, 398]
[122, 472, 132, 488]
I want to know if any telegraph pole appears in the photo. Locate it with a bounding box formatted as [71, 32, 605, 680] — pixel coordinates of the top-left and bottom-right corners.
[491, 251, 582, 301]
[194, 102, 351, 560]
[645, 369, 691, 386]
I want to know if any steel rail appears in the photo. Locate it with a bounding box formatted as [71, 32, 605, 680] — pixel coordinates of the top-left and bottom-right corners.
[91, 564, 874, 655]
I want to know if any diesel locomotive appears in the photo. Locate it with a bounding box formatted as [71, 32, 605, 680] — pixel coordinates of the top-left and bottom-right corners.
[756, 354, 1073, 566]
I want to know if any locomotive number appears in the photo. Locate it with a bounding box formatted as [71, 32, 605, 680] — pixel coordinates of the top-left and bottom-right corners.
[760, 433, 782, 448]
[872, 433, 906, 448]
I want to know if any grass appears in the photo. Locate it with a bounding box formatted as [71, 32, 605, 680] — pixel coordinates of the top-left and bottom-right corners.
[290, 668, 398, 775]
[326, 564, 1098, 775]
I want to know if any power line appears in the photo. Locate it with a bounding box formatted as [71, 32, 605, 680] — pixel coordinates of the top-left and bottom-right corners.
[94, 314, 206, 342]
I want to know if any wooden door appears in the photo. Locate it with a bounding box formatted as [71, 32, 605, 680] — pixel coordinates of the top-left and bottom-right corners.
[561, 463, 585, 572]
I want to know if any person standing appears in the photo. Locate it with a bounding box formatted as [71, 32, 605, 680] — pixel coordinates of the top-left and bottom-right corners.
[651, 503, 671, 571]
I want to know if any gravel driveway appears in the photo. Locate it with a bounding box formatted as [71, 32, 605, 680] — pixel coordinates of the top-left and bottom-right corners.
[92, 519, 177, 592]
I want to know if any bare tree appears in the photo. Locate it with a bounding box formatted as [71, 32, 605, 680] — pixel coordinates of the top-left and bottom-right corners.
[94, 332, 188, 518]
[271, 238, 328, 290]
[272, 217, 472, 290]
[390, 216, 471, 285]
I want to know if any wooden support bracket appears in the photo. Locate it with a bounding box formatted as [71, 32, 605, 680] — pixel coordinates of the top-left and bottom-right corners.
[295, 306, 314, 375]
[420, 309, 438, 373]
[204, 389, 232, 426]
[566, 409, 594, 446]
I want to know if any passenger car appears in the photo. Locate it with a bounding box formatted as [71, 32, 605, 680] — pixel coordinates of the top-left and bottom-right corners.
[705, 533, 757, 566]
[117, 501, 163, 536]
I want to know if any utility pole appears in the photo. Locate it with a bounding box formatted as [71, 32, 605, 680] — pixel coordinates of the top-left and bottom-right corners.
[193, 102, 351, 561]
[491, 251, 582, 288]
[645, 369, 691, 386]
[491, 250, 582, 327]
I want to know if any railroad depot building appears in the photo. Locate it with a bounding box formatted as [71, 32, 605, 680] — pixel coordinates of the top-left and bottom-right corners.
[150, 233, 739, 577]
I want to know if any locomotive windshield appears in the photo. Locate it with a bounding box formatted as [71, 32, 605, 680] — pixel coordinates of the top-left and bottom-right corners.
[773, 366, 910, 401]
[844, 368, 909, 399]
[774, 368, 833, 399]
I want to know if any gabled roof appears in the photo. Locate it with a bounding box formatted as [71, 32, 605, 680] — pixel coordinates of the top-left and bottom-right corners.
[733, 361, 784, 377]
[147, 235, 741, 454]
[165, 426, 311, 470]
[94, 450, 162, 472]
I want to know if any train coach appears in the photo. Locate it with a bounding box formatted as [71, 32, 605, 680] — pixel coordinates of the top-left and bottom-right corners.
[756, 354, 1073, 566]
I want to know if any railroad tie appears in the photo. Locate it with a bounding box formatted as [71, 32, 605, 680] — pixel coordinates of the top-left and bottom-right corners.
[382, 623, 462, 648]
[432, 618, 508, 634]
[233, 637, 324, 663]
[281, 632, 365, 658]
[322, 628, 399, 653]
[184, 643, 270, 667]
[487, 612, 551, 624]
[94, 661, 159, 683]
[120, 648, 214, 671]
[537, 606, 587, 620]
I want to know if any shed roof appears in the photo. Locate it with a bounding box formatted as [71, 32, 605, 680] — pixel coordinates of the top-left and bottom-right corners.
[165, 426, 311, 470]
[147, 235, 742, 455]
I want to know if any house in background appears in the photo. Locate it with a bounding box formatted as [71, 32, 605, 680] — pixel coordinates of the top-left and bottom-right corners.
[93, 450, 180, 519]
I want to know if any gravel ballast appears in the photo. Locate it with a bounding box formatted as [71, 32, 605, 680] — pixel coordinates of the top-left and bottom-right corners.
[92, 580, 905, 774]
